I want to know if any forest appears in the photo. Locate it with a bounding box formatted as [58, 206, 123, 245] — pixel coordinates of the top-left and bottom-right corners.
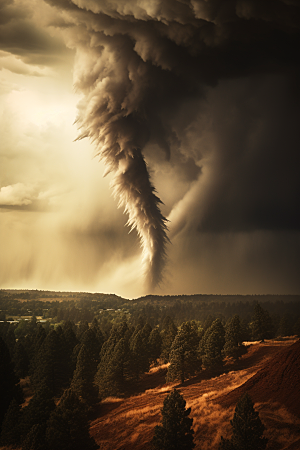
[0, 290, 300, 449]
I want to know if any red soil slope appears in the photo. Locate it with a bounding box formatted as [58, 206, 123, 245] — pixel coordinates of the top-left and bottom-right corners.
[218, 339, 300, 418]
[89, 339, 300, 450]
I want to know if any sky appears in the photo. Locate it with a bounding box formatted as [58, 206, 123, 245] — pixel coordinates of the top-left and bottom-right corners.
[0, 0, 300, 299]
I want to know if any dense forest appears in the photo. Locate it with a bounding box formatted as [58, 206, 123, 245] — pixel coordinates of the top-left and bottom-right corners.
[0, 290, 299, 449]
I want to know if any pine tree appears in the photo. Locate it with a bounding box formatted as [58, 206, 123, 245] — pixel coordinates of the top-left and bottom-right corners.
[97, 337, 129, 398]
[81, 328, 102, 370]
[90, 318, 105, 351]
[46, 389, 99, 450]
[201, 319, 225, 370]
[129, 323, 152, 380]
[22, 424, 48, 450]
[160, 316, 177, 363]
[13, 338, 30, 378]
[276, 314, 292, 338]
[152, 389, 195, 450]
[61, 320, 79, 374]
[29, 325, 47, 380]
[0, 337, 23, 428]
[167, 321, 201, 384]
[96, 321, 131, 397]
[219, 393, 268, 450]
[0, 398, 22, 447]
[76, 320, 89, 341]
[223, 315, 246, 361]
[71, 343, 99, 407]
[31, 329, 70, 395]
[4, 327, 16, 356]
[148, 327, 162, 365]
[250, 303, 273, 341]
[21, 382, 56, 441]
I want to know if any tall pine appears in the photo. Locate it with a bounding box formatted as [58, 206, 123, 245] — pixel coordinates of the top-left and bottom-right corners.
[167, 321, 201, 384]
[21, 381, 56, 443]
[219, 393, 268, 450]
[223, 315, 246, 361]
[250, 303, 273, 341]
[46, 388, 99, 450]
[152, 389, 195, 450]
[71, 343, 99, 407]
[160, 316, 177, 363]
[0, 398, 22, 448]
[200, 319, 225, 370]
[0, 337, 23, 429]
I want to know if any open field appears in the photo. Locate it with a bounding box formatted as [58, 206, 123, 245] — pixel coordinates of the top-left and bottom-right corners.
[90, 338, 300, 450]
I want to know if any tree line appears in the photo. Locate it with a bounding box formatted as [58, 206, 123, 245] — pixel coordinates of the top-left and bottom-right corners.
[1, 291, 300, 337]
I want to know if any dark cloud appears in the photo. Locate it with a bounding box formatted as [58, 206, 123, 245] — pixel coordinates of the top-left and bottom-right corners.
[0, 0, 72, 67]
[196, 72, 300, 232]
[44, 0, 300, 288]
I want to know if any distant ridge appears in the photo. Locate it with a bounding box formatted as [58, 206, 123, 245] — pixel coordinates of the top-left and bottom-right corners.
[1, 289, 300, 304]
[135, 294, 300, 304]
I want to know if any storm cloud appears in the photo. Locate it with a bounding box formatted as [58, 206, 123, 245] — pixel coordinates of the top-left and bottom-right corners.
[42, 0, 300, 287]
[1, 0, 299, 295]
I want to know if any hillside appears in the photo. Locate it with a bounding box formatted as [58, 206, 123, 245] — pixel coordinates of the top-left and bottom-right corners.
[90, 339, 300, 450]
[218, 339, 300, 418]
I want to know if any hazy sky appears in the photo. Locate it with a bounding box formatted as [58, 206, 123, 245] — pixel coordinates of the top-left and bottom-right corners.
[1, 0, 300, 298]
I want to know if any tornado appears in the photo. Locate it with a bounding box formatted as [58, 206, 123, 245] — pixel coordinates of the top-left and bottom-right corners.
[70, 15, 171, 290]
[76, 108, 169, 289]
[46, 0, 300, 290]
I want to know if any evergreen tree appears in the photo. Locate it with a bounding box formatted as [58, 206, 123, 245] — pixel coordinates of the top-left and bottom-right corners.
[62, 320, 79, 374]
[22, 424, 48, 450]
[21, 382, 56, 441]
[250, 303, 273, 341]
[223, 315, 246, 361]
[81, 328, 102, 370]
[148, 327, 162, 365]
[90, 318, 105, 350]
[167, 321, 201, 384]
[0, 398, 22, 448]
[99, 321, 130, 359]
[97, 337, 129, 397]
[293, 316, 300, 336]
[96, 320, 131, 397]
[0, 337, 23, 428]
[160, 316, 177, 363]
[276, 314, 292, 338]
[13, 338, 30, 378]
[201, 319, 225, 370]
[240, 318, 251, 342]
[203, 315, 215, 332]
[129, 323, 152, 380]
[76, 320, 89, 341]
[152, 389, 195, 450]
[29, 325, 47, 380]
[219, 393, 268, 450]
[4, 327, 16, 357]
[46, 389, 99, 450]
[71, 343, 99, 407]
[31, 329, 70, 395]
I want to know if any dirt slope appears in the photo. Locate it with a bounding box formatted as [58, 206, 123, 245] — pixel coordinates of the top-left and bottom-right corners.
[218, 339, 300, 418]
[90, 339, 300, 450]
